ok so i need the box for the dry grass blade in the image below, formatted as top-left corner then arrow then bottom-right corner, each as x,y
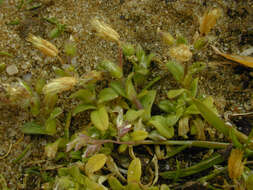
211,45 -> 253,68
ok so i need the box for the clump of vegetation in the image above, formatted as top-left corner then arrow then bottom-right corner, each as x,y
1,7 -> 253,190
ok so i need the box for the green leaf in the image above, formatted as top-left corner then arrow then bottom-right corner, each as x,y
49,107 -> 63,119
45,119 -> 57,135
130,130 -> 148,141
193,99 -> 248,143
91,106 -> 109,131
35,78 -> 46,94
140,90 -> 156,120
126,183 -> 141,190
149,116 -> 174,139
167,89 -> 185,99
160,154 -> 224,179
108,176 -> 125,190
0,51 -> 13,57
189,78 -> 198,97
99,60 -> 123,79
127,158 -> 142,183
160,184 -> 170,190
44,93 -> 58,114
21,122 -> 47,135
0,63 -> 6,73
64,41 -> 77,57
85,177 -> 104,190
158,100 -> 176,113
122,43 -> 135,57
72,104 -> 96,116
193,37 -> 207,50
85,154 -> 107,175
98,88 -> 119,103
176,35 -> 188,45
18,79 -> 33,96
125,109 -> 145,122
188,62 -> 206,75
184,104 -> 199,115
110,80 -> 127,98
70,89 -> 95,103
126,73 -> 137,101
30,95 -> 40,117
166,61 -> 184,82
45,138 -> 62,159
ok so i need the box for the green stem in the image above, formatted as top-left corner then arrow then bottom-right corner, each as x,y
143,76 -> 161,91
12,143 -> 32,163
197,166 -> 227,183
137,140 -> 229,149
160,153 -> 224,179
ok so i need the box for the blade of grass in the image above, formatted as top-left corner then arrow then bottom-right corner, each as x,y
193,98 -> 249,144
160,153 -> 224,179
12,143 -> 32,163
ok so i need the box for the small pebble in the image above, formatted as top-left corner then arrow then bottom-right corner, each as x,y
6,64 -> 18,75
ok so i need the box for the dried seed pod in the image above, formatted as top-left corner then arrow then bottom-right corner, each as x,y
212,46 -> 253,68
169,44 -> 192,62
91,19 -> 120,44
26,33 -> 63,64
199,8 -> 222,36
42,77 -> 77,95
228,149 -> 245,180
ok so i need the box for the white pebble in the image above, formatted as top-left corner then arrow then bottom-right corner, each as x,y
6,64 -> 18,75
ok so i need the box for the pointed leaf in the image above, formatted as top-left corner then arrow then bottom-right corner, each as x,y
99,60 -> 123,79
149,116 -> 174,139
85,153 -> 107,175
49,107 -> 63,119
126,73 -> 137,101
125,109 -> 145,122
193,98 -> 248,143
140,90 -> 156,120
91,106 -> 109,131
166,61 -> 184,82
167,89 -> 185,99
158,100 -> 176,113
110,80 -> 127,98
21,122 -> 47,135
98,87 -> 119,103
127,158 -> 142,183
130,130 -> 148,141
70,89 -> 95,103
108,176 -> 126,190
72,104 -> 96,116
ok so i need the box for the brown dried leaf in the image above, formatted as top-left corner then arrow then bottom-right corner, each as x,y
212,46 -> 253,68
228,149 -> 245,180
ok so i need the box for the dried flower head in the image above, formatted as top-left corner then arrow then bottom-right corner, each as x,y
26,33 -> 63,64
26,33 -> 59,57
157,28 -> 175,46
199,8 -> 222,36
91,19 -> 120,44
169,44 -> 192,62
228,149 -> 245,180
42,77 -> 77,95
